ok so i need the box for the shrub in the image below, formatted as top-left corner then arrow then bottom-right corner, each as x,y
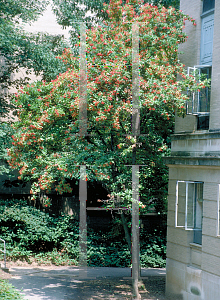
0,198 -> 166,268
0,198 -> 79,262
0,279 -> 24,300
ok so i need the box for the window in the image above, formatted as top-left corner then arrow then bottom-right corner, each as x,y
175,181 -> 203,245
201,0 -> 214,65
202,0 -> 215,13
201,13 -> 214,65
186,66 -> 211,117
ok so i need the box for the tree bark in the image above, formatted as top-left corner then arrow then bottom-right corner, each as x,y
132,138 -> 141,300
120,212 -> 131,254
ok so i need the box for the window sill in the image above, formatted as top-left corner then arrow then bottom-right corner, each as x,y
201,8 -> 215,18
190,243 -> 202,250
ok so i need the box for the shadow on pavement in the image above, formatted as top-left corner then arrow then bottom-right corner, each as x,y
8,267 -> 166,300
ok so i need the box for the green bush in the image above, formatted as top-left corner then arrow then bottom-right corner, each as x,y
0,198 -> 79,262
34,249 -> 78,266
0,199 -> 56,250
0,198 -> 166,268
140,227 -> 167,268
85,216 -> 166,268
0,279 -> 24,300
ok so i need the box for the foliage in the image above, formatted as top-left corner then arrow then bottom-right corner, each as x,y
0,198 -> 79,264
0,279 -> 24,300
0,0 -> 48,118
0,19 -> 68,116
0,0 -> 69,176
140,227 -> 166,268
151,0 -> 179,9
21,33 -> 69,82
0,198 -> 166,268
87,217 -> 166,267
8,0 -> 209,214
0,123 -> 13,175
51,0 -> 180,58
52,0 -> 180,44
0,0 -> 69,116
0,0 -> 49,23
0,198 -> 77,254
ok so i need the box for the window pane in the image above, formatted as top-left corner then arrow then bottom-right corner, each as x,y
197,115 -> 209,130
199,67 -> 211,113
187,183 -> 195,229
187,67 -> 211,115
176,181 -> 186,227
201,13 -> 214,65
193,229 -> 202,244
195,183 -> 203,229
193,183 -> 203,245
186,67 -> 200,114
203,0 -> 215,13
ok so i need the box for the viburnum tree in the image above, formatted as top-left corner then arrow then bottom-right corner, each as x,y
8,0 -> 207,210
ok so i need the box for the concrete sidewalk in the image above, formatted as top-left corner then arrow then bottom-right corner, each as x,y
8,266 -> 166,300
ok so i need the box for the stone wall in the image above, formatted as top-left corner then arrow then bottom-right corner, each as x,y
166,164 -> 220,299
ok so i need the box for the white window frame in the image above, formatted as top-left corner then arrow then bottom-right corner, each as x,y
186,65 -> 211,115
175,180 -> 203,231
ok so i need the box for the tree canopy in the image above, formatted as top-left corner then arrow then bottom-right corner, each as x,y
52,0 -> 180,48
0,7 -> 68,117
52,0 -> 180,30
0,0 -> 70,174
0,0 -> 47,116
7,0 -> 207,210
0,0 -> 49,22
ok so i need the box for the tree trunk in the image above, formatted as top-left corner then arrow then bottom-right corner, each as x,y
131,137 -> 141,299
120,212 -> 131,254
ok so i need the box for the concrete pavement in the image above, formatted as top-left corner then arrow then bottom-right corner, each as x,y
8,266 -> 166,300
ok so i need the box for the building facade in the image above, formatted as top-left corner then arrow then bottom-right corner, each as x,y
165,0 -> 220,299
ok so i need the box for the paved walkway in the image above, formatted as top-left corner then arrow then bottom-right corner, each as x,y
8,266 -> 166,300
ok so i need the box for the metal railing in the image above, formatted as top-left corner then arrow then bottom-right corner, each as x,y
0,238 -> 6,269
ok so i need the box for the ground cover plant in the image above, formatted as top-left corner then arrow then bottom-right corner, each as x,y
0,198 -> 166,268
0,279 -> 24,300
